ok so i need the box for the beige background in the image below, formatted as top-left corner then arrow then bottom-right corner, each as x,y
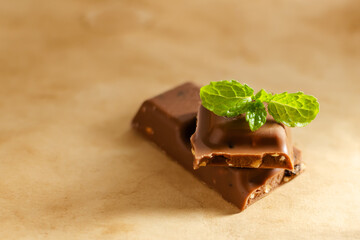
1,0 -> 360,239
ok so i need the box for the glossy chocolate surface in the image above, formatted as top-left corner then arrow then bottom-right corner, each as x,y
191,105 -> 294,170
132,82 -> 303,211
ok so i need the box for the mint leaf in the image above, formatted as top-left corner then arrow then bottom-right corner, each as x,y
268,92 -> 319,127
255,89 -> 273,102
245,100 -> 267,131
200,80 -> 254,117
200,80 -> 319,131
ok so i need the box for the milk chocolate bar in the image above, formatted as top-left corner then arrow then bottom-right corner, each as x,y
191,105 -> 294,170
132,82 -> 304,211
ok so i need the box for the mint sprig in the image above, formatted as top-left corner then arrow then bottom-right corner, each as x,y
200,80 -> 319,131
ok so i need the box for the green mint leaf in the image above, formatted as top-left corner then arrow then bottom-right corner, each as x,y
268,92 -> 319,127
200,80 -> 254,117
245,100 -> 267,131
200,80 -> 320,131
255,89 -> 273,102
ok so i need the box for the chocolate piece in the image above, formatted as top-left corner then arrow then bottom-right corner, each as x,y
190,105 -> 294,170
132,83 -> 303,211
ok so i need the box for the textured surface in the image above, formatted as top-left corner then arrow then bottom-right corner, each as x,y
0,0 -> 360,239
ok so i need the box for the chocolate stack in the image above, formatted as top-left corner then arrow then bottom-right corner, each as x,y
132,82 -> 304,211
